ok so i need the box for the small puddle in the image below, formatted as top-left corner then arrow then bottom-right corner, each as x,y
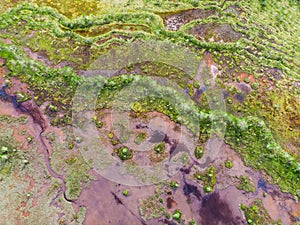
183,181 -> 202,200
149,130 -> 166,143
200,192 -> 241,225
258,178 -> 267,192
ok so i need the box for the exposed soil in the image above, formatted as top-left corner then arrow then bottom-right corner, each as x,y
75,174 -> 148,225
0,3 -> 299,223
159,9 -> 215,31
188,23 -> 243,42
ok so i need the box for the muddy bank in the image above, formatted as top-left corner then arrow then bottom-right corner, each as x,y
0,82 -> 75,205
159,8 -> 215,31
187,23 -> 243,42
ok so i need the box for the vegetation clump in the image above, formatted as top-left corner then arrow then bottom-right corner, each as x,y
241,199 -> 283,225
194,145 -> 204,159
93,116 -> 103,128
0,145 -> 14,169
195,166 -> 217,193
117,147 -> 133,160
64,155 -> 91,200
139,192 -> 165,221
0,135 -> 21,177
173,210 -> 182,222
108,132 -> 114,139
235,175 -> 256,193
170,180 -> 179,189
225,160 -> 233,169
123,189 -> 129,196
134,132 -> 147,145
154,142 -> 165,154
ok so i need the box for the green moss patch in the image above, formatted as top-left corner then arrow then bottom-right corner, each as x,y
241,199 -> 283,225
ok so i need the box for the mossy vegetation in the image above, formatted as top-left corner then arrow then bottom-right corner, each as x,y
65,155 -> 91,200
194,145 -> 204,159
241,90 -> 300,161
139,185 -> 166,221
116,146 -> 133,160
48,131 -> 93,200
154,142 -> 165,154
0,125 -> 84,224
225,115 -> 300,197
0,141 -> 17,176
1,36 -> 299,196
0,0 -> 299,201
173,210 -> 182,222
235,175 -> 256,193
225,160 -> 233,169
134,132 -> 147,145
122,189 -> 129,196
170,180 -> 180,189
195,166 -> 217,193
0,115 -> 28,125
241,199 -> 283,225
0,116 -> 31,179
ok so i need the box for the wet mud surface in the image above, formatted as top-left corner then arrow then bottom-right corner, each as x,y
199,192 -> 243,225
0,1 -> 299,223
2,55 -> 299,224
74,174 -> 147,225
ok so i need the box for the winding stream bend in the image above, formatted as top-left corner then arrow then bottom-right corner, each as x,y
0,83 -> 74,203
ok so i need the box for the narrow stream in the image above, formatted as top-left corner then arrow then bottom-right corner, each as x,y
0,84 -> 74,203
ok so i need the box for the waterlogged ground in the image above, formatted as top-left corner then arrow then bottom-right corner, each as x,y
0,1 -> 299,225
